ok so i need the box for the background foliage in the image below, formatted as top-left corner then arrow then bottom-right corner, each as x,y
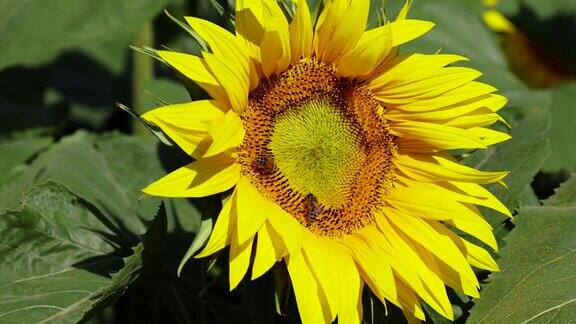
0,0 -> 575,323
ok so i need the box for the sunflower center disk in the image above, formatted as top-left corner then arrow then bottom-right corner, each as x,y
239,58 -> 397,237
269,99 -> 365,208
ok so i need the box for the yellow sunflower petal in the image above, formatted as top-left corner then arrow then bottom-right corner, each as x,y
203,52 -> 248,114
345,227 -> 398,304
196,191 -> 237,258
229,231 -> 254,290
386,186 -> 485,223
337,23 -> 393,77
235,176 -> 272,245
334,244 -> 364,324
396,139 -> 440,153
184,16 -> 249,75
300,237 -> 364,323
143,154 -> 240,198
287,250 -> 330,324
376,67 -> 483,102
386,212 -> 479,290
375,213 -> 454,319
203,110 -> 245,157
260,30 -> 287,77
235,0 -> 291,77
141,100 -> 225,129
455,111 -> 504,127
391,175 -> 505,223
338,283 -> 363,324
266,207 -> 305,256
235,0 -> 264,78
261,221 -> 289,259
157,51 -> 228,104
395,82 -> 499,112
469,127 -> 512,146
141,100 -> 227,158
152,124 -> 210,159
390,121 -> 487,149
411,242 -> 480,298
251,222 -> 279,280
290,0 -> 313,63
400,179 -> 511,218
369,54 -> 468,90
448,181 -> 511,217
449,218 -> 498,251
462,241 -> 499,272
390,19 -> 434,47
486,94 -> 509,112
314,0 -> 370,64
396,278 -> 426,322
395,153 -> 508,184
302,238 -> 339,321
434,222 -> 499,271
387,95 -> 506,121
396,0 -> 413,20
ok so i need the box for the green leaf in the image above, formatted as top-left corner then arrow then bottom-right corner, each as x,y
516,186 -> 541,207
85,203 -> 168,321
0,130 -> 205,270
0,131 -> 211,321
0,136 -> 52,185
542,83 -> 576,171
0,0 -> 165,71
177,197 -> 221,276
463,105 -> 550,233
0,181 -> 166,323
0,130 -> 203,242
543,174 -> 576,207
498,0 -> 576,18
467,179 -> 576,323
0,131 -> 163,236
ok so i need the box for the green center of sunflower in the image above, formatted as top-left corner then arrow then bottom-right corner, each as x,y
269,98 -> 365,208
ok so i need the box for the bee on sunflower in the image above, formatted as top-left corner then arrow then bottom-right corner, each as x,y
142,0 -> 511,322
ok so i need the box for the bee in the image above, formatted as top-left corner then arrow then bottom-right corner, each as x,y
304,194 -> 320,221
253,152 -> 275,175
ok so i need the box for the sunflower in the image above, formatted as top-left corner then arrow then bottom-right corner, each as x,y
142,0 -> 511,322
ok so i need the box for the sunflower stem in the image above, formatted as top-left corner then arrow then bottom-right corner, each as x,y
131,22 -> 154,138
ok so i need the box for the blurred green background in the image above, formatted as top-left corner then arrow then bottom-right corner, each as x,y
1,0 -> 575,323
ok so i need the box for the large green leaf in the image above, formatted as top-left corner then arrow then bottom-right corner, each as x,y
0,0 -> 164,72
467,176 -> 576,323
543,174 -> 576,207
0,136 -> 52,185
0,130 -> 213,321
0,181 -> 166,323
0,131 -> 161,235
542,83 -> 576,171
0,130 -> 203,263
1,130 -> 204,251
